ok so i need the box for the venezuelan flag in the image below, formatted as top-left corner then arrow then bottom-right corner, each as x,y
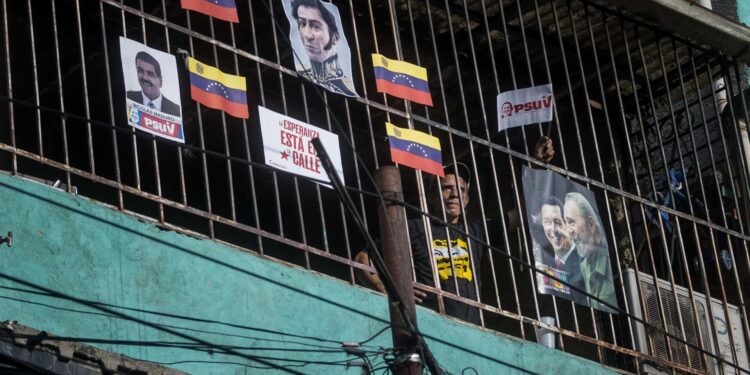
386,122 -> 443,176
372,54 -> 433,107
188,57 -> 249,119
181,0 -> 239,23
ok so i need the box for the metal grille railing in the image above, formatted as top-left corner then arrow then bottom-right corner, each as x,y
2,0 -> 750,373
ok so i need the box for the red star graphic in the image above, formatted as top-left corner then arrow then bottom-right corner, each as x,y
280,150 -> 290,160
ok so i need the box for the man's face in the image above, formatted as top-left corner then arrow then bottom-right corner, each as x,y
435,174 -> 469,224
540,204 -> 570,253
136,58 -> 162,101
564,200 -> 593,256
501,102 -> 512,118
297,5 -> 336,63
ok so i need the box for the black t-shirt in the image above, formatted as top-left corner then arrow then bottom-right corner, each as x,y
407,217 -> 500,324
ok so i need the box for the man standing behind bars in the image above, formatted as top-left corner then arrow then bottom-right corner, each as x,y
356,163 -> 492,324
355,138 -> 555,324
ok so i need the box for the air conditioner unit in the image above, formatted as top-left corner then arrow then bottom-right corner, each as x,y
624,269 -> 749,374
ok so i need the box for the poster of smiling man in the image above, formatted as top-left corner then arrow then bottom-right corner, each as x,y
119,37 -> 185,143
522,166 -> 619,313
281,0 -> 359,97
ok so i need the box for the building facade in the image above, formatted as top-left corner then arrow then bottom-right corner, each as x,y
1,0 -> 749,373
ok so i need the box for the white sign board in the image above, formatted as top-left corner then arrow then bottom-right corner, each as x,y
258,105 -> 344,187
497,83 -> 554,131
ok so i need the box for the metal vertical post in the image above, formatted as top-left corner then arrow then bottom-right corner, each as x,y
376,166 -> 421,375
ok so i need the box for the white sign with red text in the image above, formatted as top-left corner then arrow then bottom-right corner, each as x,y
258,105 -> 344,187
497,83 -> 554,131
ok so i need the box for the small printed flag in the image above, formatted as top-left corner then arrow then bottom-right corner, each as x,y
386,122 -> 443,176
372,54 -> 433,107
180,0 -> 239,23
188,57 -> 249,119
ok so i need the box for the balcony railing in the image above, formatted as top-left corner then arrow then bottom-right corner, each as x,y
1,0 -> 749,373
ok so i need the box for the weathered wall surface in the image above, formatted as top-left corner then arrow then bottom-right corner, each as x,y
715,0 -> 750,86
0,172 -> 614,374
739,0 -> 750,27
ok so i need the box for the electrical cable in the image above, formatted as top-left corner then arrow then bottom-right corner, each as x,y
333,180 -> 749,372
0,331 -> 386,355
0,90 -> 431,370
0,272 -> 311,375
0,284 -> 344,349
0,90 -> 737,371
1,3 -> 741,371
0,92 -> 739,372
312,137 -> 443,374
256,0 -> 446,373
357,324 -> 392,346
0,330 -> 389,372
14,2 -> 450,374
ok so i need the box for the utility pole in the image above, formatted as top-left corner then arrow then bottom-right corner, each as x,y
376,166 -> 422,375
312,139 -> 441,374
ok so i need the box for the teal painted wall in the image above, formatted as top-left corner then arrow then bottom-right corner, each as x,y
0,172 -> 614,374
740,1 -> 750,85
739,1 -> 750,27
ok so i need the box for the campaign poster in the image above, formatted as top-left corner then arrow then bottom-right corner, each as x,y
258,105 -> 344,187
497,83 -> 554,131
522,166 -> 619,313
119,37 -> 184,143
280,0 -> 359,97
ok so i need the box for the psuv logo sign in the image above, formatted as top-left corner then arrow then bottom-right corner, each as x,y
497,83 -> 555,131
500,96 -> 553,118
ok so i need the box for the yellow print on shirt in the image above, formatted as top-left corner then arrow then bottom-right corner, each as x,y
432,238 -> 473,281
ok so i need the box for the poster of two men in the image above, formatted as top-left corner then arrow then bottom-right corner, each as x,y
522,167 -> 619,313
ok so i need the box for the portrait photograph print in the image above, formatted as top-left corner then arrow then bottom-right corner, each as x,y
522,166 -> 619,313
281,0 -> 359,97
119,37 -> 185,143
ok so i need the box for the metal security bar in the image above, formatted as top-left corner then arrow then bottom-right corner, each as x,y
1,0 -> 749,373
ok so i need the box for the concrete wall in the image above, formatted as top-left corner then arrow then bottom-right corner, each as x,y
728,0 -> 750,85
0,172 -> 614,374
739,0 -> 750,27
